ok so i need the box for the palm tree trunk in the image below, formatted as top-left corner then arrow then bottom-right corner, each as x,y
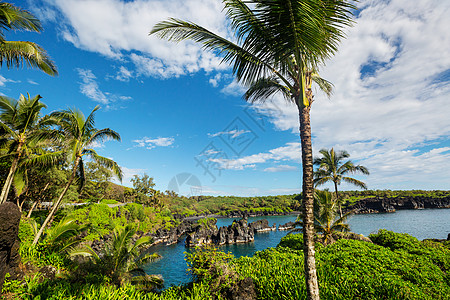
32,158 -> 80,245
27,182 -> 50,218
298,104 -> 320,300
0,156 -> 20,204
334,181 -> 343,218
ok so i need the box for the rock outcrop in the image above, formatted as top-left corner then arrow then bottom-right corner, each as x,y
185,218 -> 280,247
279,221 -> 296,231
185,218 -> 218,247
345,195 -> 450,214
214,219 -> 254,245
151,219 -> 193,246
0,202 -> 23,291
248,219 -> 276,232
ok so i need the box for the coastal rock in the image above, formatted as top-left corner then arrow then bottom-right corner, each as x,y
214,219 -> 254,245
185,218 -> 259,247
345,195 -> 450,214
279,221 -> 296,231
0,202 -> 23,291
151,219 -> 194,246
186,218 -> 218,247
248,219 -> 276,233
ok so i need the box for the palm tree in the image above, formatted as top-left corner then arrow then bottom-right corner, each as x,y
32,106 -> 123,245
70,224 -> 163,289
0,2 -> 57,75
0,94 -> 61,204
151,1 -> 356,297
314,148 -> 369,217
294,190 -> 355,245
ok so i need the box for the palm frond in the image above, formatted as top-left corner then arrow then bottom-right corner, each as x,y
69,244 -> 100,261
86,149 -> 123,182
0,3 -> 42,32
21,151 -> 64,170
342,176 -> 368,190
12,168 -> 26,196
245,76 -> 292,103
82,105 -> 100,135
311,73 -> 333,98
0,41 -> 57,75
88,128 -> 121,145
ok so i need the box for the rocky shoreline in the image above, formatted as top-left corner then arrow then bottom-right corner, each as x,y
344,195 -> 450,214
91,195 -> 450,251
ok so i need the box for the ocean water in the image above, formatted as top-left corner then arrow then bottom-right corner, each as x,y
144,208 -> 450,288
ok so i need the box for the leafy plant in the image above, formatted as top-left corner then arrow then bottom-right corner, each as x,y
70,224 -> 163,290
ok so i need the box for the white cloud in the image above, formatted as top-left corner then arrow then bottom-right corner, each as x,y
133,136 -> 175,149
208,129 -> 250,139
209,73 -> 222,87
210,142 -> 300,170
0,75 -> 19,87
240,0 -> 450,190
77,68 -> 109,104
221,79 -> 246,96
36,0 -> 230,78
77,68 -> 132,107
115,66 -> 133,82
112,166 -> 146,187
27,79 -> 39,85
264,165 -> 297,173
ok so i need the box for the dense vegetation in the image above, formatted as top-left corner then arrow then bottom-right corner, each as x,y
1,2 -> 449,300
4,230 -> 449,299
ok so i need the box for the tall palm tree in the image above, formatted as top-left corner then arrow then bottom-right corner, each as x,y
0,2 -> 57,75
151,1 -> 355,298
32,106 -> 123,245
0,94 -> 61,204
314,148 -> 369,217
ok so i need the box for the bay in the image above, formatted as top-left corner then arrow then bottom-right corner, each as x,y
144,208 -> 450,288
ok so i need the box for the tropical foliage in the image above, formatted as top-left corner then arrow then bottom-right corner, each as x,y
70,224 -> 163,289
151,1 -> 356,297
32,106 -> 123,245
314,148 -> 369,216
0,2 -> 57,75
0,94 -> 61,205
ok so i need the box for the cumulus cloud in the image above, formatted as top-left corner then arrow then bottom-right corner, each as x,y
210,142 -> 300,170
34,0 -> 230,78
133,136 -> 175,149
240,0 -> 450,189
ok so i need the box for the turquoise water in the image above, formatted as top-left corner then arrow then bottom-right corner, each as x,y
144,208 -> 450,288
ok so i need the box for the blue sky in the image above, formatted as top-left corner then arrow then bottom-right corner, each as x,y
2,0 -> 449,196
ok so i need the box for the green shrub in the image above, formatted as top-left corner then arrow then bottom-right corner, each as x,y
186,246 -> 237,295
100,199 -> 119,205
277,233 -> 303,250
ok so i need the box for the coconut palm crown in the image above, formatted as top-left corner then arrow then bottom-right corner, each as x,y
32,106 -> 123,245
0,94 -> 61,204
151,1 -> 356,298
314,148 -> 369,216
0,2 -> 57,75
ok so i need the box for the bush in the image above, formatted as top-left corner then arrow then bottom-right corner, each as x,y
277,233 -> 303,250
186,246 -> 237,295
